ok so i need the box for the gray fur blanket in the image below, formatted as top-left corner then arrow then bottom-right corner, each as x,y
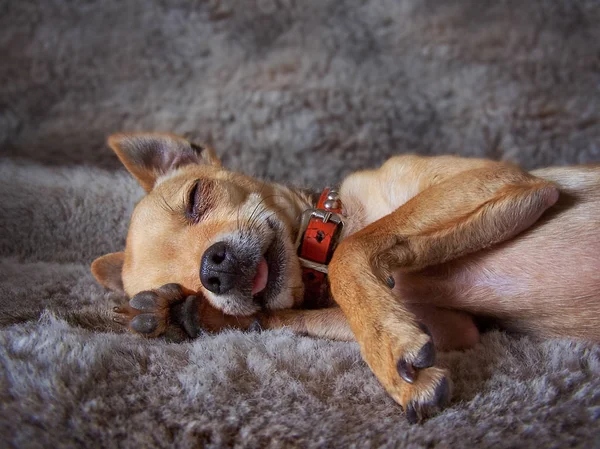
1,1 -> 599,447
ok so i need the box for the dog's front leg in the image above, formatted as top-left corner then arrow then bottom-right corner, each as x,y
113,285 -> 355,340
329,165 -> 559,422
257,308 -> 355,341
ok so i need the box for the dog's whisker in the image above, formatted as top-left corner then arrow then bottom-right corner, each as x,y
241,200 -> 298,235
245,182 -> 271,226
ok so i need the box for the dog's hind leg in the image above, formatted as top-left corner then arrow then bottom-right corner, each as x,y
329,163 -> 559,422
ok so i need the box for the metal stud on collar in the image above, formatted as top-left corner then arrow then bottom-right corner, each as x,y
324,188 -> 341,210
323,199 -> 339,210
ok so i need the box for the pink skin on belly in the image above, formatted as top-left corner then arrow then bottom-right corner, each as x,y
393,224 -> 600,341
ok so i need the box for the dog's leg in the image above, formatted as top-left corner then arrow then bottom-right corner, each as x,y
258,308 -> 355,341
112,285 -> 481,349
258,307 -> 479,349
112,282 -> 354,340
113,285 -> 355,340
329,165 -> 559,422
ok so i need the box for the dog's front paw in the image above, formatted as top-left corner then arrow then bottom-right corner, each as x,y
113,283 -> 203,338
360,319 -> 451,423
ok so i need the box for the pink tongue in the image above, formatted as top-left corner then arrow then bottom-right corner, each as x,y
252,258 -> 269,295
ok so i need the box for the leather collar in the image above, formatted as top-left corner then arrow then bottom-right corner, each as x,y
295,187 -> 344,306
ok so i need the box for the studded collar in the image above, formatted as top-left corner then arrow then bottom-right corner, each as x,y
295,187 -> 344,305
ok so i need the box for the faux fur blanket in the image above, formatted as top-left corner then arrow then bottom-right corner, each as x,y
1,1 -> 599,447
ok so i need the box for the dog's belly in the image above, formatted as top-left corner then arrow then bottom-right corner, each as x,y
394,212 -> 600,339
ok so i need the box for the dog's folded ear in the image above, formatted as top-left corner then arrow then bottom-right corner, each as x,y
108,132 -> 221,192
91,252 -> 125,292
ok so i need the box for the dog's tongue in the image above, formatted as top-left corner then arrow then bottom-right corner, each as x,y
252,257 -> 269,295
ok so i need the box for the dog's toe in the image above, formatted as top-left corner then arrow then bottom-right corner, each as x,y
413,340 -> 436,369
405,403 -> 418,424
129,291 -> 159,312
130,313 -> 160,334
396,336 -> 436,383
429,376 -> 450,408
170,296 -> 203,338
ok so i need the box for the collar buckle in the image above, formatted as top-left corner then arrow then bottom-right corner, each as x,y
295,203 -> 344,274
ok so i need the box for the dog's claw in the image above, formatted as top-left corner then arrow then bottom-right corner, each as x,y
418,322 -> 432,337
397,358 -> 416,384
112,315 -> 128,325
413,341 -> 435,369
386,276 -> 395,289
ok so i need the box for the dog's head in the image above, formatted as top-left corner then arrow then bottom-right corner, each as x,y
92,133 -> 308,315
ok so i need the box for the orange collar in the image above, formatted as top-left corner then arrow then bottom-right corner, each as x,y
295,188 -> 345,306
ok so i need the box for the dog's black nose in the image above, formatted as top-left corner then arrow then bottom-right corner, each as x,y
200,241 -> 239,295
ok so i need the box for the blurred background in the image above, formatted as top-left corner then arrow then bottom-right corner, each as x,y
1,0 -> 599,187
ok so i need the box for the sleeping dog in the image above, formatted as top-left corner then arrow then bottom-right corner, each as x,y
92,132 -> 600,423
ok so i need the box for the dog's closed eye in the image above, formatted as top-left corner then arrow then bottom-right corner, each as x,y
186,179 -> 214,223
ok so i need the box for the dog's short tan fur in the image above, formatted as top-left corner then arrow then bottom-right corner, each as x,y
92,133 -> 600,422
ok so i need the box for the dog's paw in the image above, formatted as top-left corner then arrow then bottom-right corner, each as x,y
113,283 -> 203,338
360,319 -> 451,423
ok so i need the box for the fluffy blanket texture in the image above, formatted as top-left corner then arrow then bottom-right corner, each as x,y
1,1 -> 600,447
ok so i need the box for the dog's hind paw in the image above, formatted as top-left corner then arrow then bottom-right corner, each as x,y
113,283 -> 202,339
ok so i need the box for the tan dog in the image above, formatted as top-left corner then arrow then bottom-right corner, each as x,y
92,132 -> 600,423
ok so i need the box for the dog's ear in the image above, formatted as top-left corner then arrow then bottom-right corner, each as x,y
108,133 -> 221,192
91,252 -> 125,292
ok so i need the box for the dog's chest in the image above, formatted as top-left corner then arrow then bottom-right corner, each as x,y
338,162 -> 427,236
